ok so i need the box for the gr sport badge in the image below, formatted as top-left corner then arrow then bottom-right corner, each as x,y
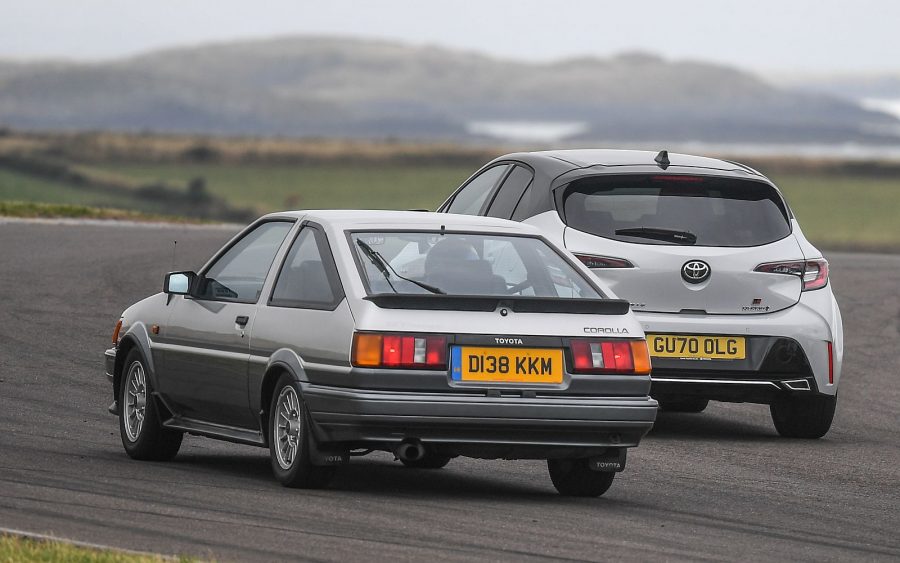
682,260 -> 711,284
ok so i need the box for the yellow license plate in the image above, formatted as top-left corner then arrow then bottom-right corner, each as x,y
451,346 -> 564,383
647,334 -> 746,360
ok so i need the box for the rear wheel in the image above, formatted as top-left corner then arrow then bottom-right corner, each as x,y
770,394 -> 837,439
269,374 -> 335,488
119,349 -> 183,461
401,452 -> 452,469
658,397 -> 709,413
547,459 -> 616,497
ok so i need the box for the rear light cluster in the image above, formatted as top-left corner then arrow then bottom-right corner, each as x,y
352,333 -> 448,369
754,259 -> 829,291
570,339 -> 651,375
573,253 -> 634,269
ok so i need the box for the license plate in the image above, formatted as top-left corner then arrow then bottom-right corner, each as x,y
451,346 -> 564,383
647,334 -> 746,360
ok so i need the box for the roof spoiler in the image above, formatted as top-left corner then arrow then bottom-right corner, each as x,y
363,295 -> 630,315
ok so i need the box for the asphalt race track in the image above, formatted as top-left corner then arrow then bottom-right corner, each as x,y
1,220 -> 898,562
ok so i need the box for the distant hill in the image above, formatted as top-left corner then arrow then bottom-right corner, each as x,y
0,36 -> 897,143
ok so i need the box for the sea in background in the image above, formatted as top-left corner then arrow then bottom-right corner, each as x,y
467,119 -> 900,160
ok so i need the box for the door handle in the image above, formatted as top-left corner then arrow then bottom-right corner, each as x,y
235,315 -> 249,327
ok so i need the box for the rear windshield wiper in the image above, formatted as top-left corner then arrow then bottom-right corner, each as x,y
614,227 -> 697,245
356,239 -> 445,295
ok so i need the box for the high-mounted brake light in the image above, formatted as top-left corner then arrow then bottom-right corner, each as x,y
352,333 -> 448,369
570,339 -> 651,375
651,175 -> 704,182
112,319 -> 123,344
573,253 -> 634,269
754,259 -> 829,291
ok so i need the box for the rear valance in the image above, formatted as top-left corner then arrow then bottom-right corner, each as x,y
364,294 -> 630,315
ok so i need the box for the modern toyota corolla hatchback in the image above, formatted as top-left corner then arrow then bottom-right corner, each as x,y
438,150 -> 844,438
104,210 -> 657,496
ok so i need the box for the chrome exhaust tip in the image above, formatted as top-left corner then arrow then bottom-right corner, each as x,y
783,379 -> 811,391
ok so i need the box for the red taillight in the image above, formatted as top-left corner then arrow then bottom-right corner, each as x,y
570,339 -> 650,375
754,259 -> 829,291
573,253 -> 634,269
352,333 -> 447,369
827,341 -> 834,385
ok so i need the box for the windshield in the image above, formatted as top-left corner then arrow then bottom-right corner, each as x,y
562,175 -> 792,247
349,231 -> 601,298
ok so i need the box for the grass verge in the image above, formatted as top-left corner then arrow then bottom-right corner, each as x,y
0,201 -> 206,223
0,533 -> 196,562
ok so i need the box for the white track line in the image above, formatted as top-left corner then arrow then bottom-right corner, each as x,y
0,526 -> 179,560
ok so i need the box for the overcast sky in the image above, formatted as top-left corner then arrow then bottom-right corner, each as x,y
2,0 -> 897,75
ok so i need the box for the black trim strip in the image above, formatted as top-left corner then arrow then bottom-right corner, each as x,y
364,294 -> 630,314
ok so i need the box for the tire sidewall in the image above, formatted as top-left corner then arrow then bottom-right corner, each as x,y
119,349 -> 151,454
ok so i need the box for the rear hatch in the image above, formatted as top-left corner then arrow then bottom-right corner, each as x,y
560,173 -> 804,315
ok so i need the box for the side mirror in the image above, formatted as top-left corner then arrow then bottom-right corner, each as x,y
164,271 -> 197,295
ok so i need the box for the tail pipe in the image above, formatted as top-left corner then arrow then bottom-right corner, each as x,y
394,439 -> 426,462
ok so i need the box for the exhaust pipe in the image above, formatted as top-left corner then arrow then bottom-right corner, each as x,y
783,379 -> 811,391
394,439 -> 426,462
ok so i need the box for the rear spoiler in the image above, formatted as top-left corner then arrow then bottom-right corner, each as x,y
363,294 -> 630,315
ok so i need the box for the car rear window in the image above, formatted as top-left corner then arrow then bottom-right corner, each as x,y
561,175 -> 792,247
349,231 -> 601,298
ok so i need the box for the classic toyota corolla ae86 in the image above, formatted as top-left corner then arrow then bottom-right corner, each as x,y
105,210 -> 657,496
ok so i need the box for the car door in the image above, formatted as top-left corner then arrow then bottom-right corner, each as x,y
484,165 -> 534,219
440,164 -> 510,215
157,220 -> 295,428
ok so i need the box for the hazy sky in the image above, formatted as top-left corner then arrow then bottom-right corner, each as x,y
2,0 -> 898,75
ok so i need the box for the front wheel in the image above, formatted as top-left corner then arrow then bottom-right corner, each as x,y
269,374 -> 335,488
547,459 -> 616,497
770,394 -> 837,439
119,349 -> 183,461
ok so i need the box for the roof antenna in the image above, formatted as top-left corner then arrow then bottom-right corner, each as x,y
654,150 -> 670,170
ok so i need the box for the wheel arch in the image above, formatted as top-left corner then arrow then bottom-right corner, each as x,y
258,349 -> 310,444
114,323 -> 157,402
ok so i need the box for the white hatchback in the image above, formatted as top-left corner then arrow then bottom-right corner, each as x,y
439,149 -> 844,438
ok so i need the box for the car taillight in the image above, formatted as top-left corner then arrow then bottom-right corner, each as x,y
570,339 -> 651,375
351,333 -> 448,369
754,259 -> 829,291
573,253 -> 634,269
827,341 -> 834,385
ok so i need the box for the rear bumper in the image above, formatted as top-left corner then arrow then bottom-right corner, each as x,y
636,288 -> 842,397
302,383 -> 658,456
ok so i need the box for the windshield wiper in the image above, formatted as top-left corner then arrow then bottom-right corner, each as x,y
356,239 -> 445,295
614,227 -> 697,245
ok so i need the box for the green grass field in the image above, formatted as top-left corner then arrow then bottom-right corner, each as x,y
1,160 -> 898,251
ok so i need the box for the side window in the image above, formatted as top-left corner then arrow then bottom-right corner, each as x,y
197,221 -> 293,303
445,165 -> 509,215
270,227 -> 343,309
486,165 -> 534,219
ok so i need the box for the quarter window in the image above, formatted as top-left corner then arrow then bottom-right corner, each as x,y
196,221 -> 293,302
445,165 -> 509,215
270,227 -> 343,309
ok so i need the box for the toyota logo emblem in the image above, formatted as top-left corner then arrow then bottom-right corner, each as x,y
682,260 -> 711,284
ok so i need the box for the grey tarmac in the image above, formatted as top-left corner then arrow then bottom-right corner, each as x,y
0,221 -> 897,561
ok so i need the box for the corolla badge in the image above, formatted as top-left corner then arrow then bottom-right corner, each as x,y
681,260 -> 711,284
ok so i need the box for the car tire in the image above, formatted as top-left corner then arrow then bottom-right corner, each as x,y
658,397 -> 709,413
269,373 -> 336,489
119,349 -> 183,461
400,453 -> 452,469
547,458 -> 616,497
770,394 -> 837,439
